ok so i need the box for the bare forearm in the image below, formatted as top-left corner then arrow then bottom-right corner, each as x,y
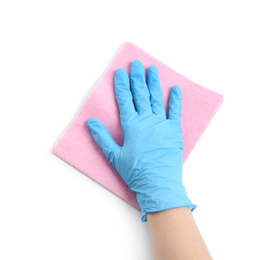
147,207 -> 212,260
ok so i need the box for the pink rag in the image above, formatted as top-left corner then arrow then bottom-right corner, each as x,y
52,42 -> 224,209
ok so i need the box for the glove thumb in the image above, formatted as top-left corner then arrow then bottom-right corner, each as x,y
87,118 -> 121,164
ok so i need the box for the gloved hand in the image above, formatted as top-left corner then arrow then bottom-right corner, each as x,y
88,60 -> 196,222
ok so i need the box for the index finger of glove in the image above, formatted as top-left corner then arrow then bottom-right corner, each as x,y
114,68 -> 136,123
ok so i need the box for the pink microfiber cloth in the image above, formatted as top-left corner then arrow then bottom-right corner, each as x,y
52,42 -> 224,209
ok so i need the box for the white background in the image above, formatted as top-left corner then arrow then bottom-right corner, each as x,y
1,1 -> 271,259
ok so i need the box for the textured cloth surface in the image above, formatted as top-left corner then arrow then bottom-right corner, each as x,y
52,42 -> 224,209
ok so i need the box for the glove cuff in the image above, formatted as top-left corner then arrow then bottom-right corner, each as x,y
135,185 -> 197,222
140,201 -> 197,222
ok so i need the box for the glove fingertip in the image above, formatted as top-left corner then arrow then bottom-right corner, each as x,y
172,85 -> 182,97
87,118 -> 99,133
87,117 -> 95,125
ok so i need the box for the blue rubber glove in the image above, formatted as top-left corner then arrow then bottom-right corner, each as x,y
88,60 -> 196,222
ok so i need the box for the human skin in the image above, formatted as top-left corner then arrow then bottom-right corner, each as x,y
147,207 -> 212,260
